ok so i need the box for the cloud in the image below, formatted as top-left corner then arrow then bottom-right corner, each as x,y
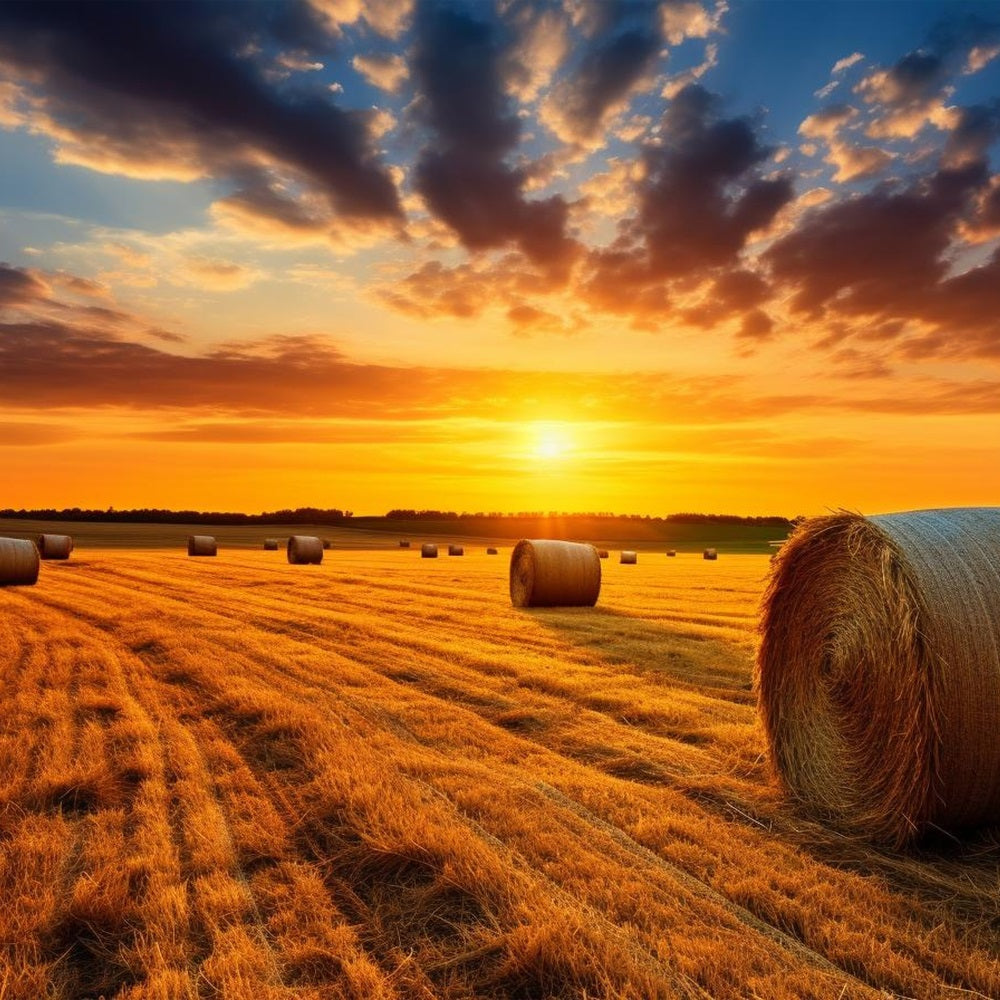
411,2 -> 576,270
501,2 -> 570,102
179,257 -> 262,291
352,52 -> 408,93
661,42 -> 719,99
660,1 -> 727,46
826,139 -> 892,183
798,104 -> 856,140
0,421 -> 80,446
0,1 -> 402,235
832,52 -> 865,75
306,0 -> 414,38
0,264 -> 50,306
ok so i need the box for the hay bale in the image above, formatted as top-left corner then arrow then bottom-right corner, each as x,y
287,535 -> 323,565
421,543 -> 438,558
0,538 -> 39,586
757,508 -> 1000,846
703,548 -> 718,560
448,545 -> 464,556
620,550 -> 637,564
597,549 -> 609,559
399,540 -> 411,548
509,539 -> 601,608
322,538 -> 332,550
667,549 -> 676,557
187,535 -> 217,557
263,538 -> 279,550
486,547 -> 498,555
38,534 -> 73,560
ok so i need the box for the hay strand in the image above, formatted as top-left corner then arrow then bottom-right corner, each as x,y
187,535 -> 217,557
0,538 -> 39,586
421,543 -> 438,558
448,545 -> 464,556
37,534 -> 73,560
509,539 -> 601,608
703,548 -> 718,560
287,535 -> 323,564
263,538 -> 279,550
620,550 -> 637,564
757,507 -> 1000,846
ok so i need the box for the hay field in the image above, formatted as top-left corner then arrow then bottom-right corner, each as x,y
0,548 -> 998,999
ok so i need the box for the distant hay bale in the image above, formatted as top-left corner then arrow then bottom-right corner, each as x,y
287,535 -> 323,565
0,538 -> 39,586
421,543 -> 438,558
322,538 -> 332,550
37,534 -> 73,560
486,547 -> 498,555
399,540 -> 411,548
703,548 -> 718,560
187,535 -> 217,557
758,508 -> 1000,846
263,538 -> 279,550
448,545 -> 464,556
597,549 -> 609,559
620,550 -> 637,564
667,549 -> 676,557
509,539 -> 601,608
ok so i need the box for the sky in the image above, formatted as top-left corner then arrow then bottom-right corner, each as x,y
1,0 -> 1000,517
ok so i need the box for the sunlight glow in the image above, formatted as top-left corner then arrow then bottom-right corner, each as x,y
531,422 -> 574,461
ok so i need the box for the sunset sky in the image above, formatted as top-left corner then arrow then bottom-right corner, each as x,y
2,0 -> 1000,516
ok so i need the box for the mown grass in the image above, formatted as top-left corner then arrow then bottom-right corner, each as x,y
0,548 -> 997,999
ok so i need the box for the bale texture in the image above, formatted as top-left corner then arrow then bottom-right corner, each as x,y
510,540 -> 601,608
263,538 -> 279,550
421,543 -> 438,559
448,545 -> 464,556
597,549 -> 609,559
287,535 -> 323,565
667,549 -> 676,557
703,548 -> 718,560
0,538 -> 39,586
399,540 -> 411,548
37,534 -> 73,560
620,550 -> 637,564
758,508 -> 1000,846
187,535 -> 217,557
486,547 -> 498,555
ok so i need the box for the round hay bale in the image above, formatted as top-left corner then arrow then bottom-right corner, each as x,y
421,543 -> 438,559
509,539 -> 601,608
758,508 -> 1000,846
399,540 -> 411,548
263,538 -> 279,550
188,535 -> 217,557
321,538 -> 332,550
486,547 -> 498,555
287,535 -> 323,565
597,549 -> 609,559
667,549 -> 676,557
448,544 -> 464,556
0,538 -> 39,586
703,548 -> 718,560
620,550 -> 637,564
38,533 -> 73,560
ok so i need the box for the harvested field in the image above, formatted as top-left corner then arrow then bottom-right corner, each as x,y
0,548 -> 997,999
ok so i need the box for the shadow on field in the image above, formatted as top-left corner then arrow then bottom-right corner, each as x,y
516,604 -> 756,703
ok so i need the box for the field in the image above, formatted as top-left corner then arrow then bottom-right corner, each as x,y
1,541 -> 998,999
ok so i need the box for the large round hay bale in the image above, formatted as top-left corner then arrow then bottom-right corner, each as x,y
399,540 -> 410,548
486,547 -> 498,555
703,548 -> 718,560
448,545 -> 464,556
597,549 -> 609,559
188,535 -> 217,557
38,534 -> 73,560
287,535 -> 323,565
322,538 -> 332,550
263,538 -> 279,550
667,549 -> 676,557
758,508 -> 1000,846
421,543 -> 438,558
620,550 -> 637,564
0,538 -> 39,586
510,539 -> 601,608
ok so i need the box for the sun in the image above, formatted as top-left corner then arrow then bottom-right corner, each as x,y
531,422 -> 573,461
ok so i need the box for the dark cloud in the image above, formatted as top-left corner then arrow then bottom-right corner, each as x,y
411,2 -> 576,270
0,264 -> 49,307
0,1 -> 401,224
766,160 -> 988,318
